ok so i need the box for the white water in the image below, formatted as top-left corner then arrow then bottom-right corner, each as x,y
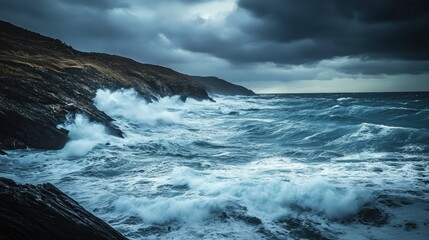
1,90 -> 429,239
58,114 -> 108,157
94,89 -> 182,125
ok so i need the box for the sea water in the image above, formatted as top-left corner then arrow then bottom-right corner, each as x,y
1,89 -> 428,239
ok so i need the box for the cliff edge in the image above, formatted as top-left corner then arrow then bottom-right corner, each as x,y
0,20 -> 209,150
193,76 -> 255,96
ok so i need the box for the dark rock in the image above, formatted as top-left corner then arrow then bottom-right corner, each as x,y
0,149 -> 6,155
357,207 -> 389,226
0,20 -> 211,151
0,177 -> 126,240
192,76 -> 256,96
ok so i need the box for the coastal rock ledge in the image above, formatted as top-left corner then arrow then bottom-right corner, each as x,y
0,20 -> 210,151
0,177 -> 126,240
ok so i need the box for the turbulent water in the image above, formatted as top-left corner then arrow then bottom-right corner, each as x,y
1,90 -> 429,239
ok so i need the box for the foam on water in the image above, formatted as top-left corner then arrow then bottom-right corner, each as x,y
94,88 -> 182,125
1,90 -> 429,239
114,195 -> 226,224
57,114 -> 108,157
337,97 -> 353,101
168,166 -> 370,218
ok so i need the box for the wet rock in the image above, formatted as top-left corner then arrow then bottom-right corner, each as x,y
0,177 -> 126,240
0,20 -> 213,151
193,76 -> 256,96
357,207 -> 389,226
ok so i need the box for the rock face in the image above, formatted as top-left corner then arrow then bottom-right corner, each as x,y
0,20 -> 210,151
193,76 -> 256,96
0,177 -> 126,240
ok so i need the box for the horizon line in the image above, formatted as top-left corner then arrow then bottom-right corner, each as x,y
253,90 -> 429,95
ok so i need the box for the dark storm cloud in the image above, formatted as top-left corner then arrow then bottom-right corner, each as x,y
227,0 -> 429,64
321,59 -> 429,76
66,0 -> 129,10
0,0 -> 134,39
0,0 -> 428,88
0,0 -> 179,66
0,0 -> 233,68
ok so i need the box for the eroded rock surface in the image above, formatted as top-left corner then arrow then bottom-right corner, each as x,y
0,177 -> 127,240
0,20 -> 209,150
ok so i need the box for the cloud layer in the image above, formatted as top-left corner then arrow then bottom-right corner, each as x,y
237,0 -> 429,63
1,0 -> 428,92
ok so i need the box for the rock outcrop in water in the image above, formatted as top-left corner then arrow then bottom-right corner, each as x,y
0,177 -> 126,240
193,76 -> 255,96
0,20 -> 213,151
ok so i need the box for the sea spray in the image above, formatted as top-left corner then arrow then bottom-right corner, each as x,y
57,114 -> 108,157
94,88 -> 182,125
3,92 -> 428,239
112,166 -> 371,225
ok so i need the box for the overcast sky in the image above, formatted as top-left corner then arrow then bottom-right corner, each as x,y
1,0 -> 429,93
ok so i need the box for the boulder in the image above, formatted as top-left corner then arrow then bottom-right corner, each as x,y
0,177 -> 127,240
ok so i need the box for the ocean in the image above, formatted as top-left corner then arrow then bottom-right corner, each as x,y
1,89 -> 428,239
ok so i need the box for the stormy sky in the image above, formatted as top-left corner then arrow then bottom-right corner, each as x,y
1,0 -> 428,93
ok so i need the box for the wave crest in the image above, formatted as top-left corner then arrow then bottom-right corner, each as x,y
57,114 -> 107,157
94,88 -> 182,126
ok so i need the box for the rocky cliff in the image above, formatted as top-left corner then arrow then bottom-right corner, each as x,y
0,20 -> 210,151
0,177 -> 126,240
193,76 -> 255,96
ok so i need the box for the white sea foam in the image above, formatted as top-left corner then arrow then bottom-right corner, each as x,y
94,88 -> 182,126
4,93 -> 428,239
350,123 -> 393,140
333,152 -> 390,161
337,97 -> 353,101
402,144 -> 425,153
336,122 -> 412,143
57,114 -> 108,157
114,195 -> 226,224
113,166 -> 371,225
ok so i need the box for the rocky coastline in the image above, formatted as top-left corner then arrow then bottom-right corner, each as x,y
193,76 -> 255,96
0,20 -> 210,151
0,177 -> 126,240
0,20 -> 257,239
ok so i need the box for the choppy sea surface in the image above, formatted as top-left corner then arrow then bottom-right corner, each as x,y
1,90 -> 429,239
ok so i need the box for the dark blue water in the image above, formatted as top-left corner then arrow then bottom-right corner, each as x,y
1,90 -> 429,239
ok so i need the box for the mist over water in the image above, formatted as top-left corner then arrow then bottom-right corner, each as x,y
94,89 -> 182,126
58,114 -> 108,157
1,90 -> 429,239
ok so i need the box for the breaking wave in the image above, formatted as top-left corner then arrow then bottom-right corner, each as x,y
2,91 -> 429,239
57,114 -> 108,157
115,166 -> 371,224
94,88 -> 182,126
